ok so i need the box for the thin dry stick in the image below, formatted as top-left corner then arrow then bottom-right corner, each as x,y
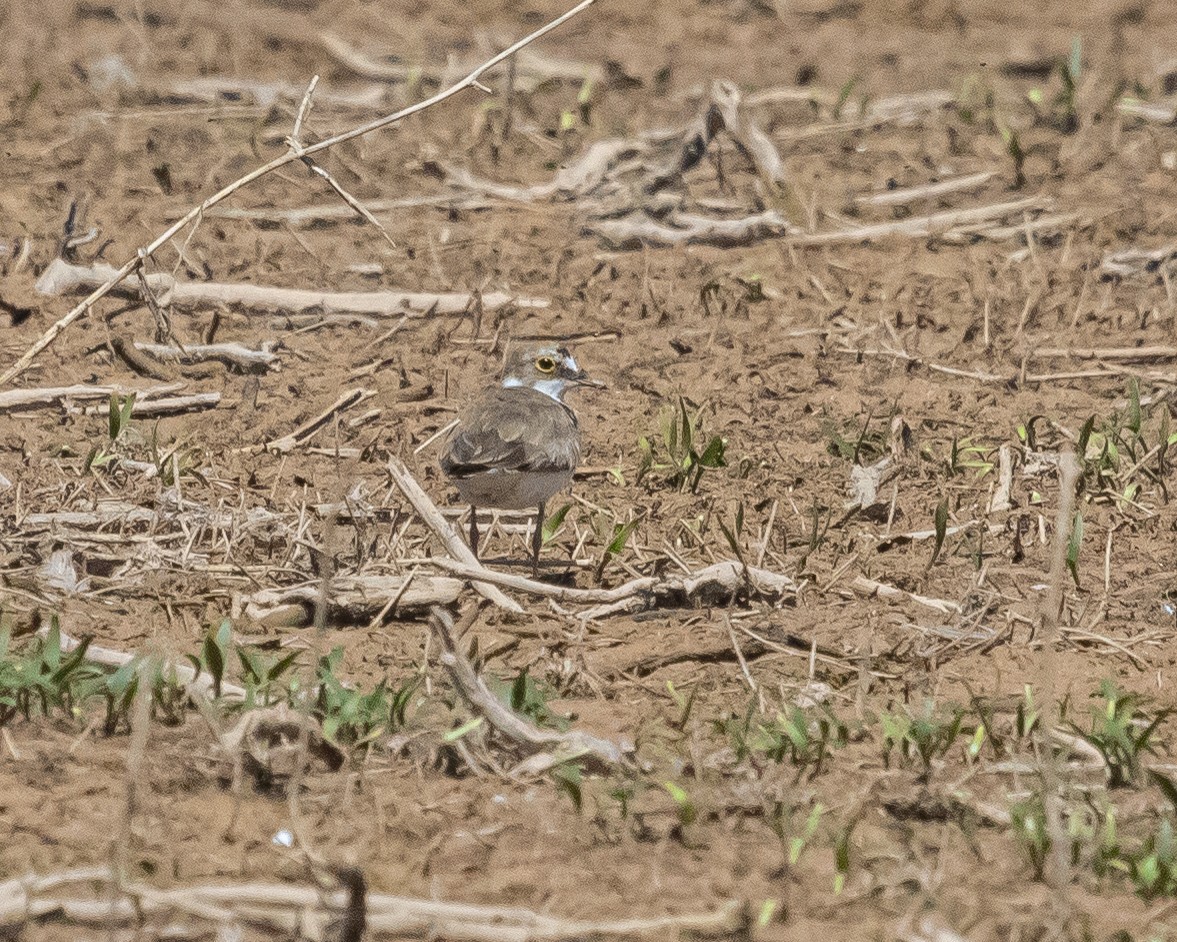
241,388 -> 376,454
0,382 -> 184,411
855,170 -> 996,207
286,74 -> 398,250
0,0 -> 597,386
419,556 -> 798,612
1033,345 -> 1177,362
431,606 -> 631,769
1039,451 -> 1081,905
114,655 -> 154,897
5,866 -> 746,940
37,257 -> 549,316
387,458 -> 523,613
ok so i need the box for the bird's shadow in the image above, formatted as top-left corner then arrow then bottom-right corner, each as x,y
480,557 -> 581,586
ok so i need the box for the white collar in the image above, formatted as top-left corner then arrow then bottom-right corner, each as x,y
502,377 -> 566,401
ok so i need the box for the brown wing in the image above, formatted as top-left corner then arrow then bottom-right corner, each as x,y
441,387 -> 580,478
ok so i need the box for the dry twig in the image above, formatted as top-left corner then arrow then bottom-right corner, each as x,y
1,865 -> 744,941
36,259 -> 548,318
431,606 -> 632,771
387,458 -> 524,613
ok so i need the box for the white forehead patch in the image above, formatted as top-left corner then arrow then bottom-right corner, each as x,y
563,354 -> 579,372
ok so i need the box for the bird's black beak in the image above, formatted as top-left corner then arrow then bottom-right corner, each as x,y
571,371 -> 605,389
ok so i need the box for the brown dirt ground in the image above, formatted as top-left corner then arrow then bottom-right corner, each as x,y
3,0 -> 1177,939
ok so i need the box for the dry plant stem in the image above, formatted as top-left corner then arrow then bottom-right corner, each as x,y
855,170 -> 995,207
244,388 -> 376,454
286,74 -> 399,250
0,381 -> 184,411
707,80 -> 787,191
2,866 -> 745,940
84,392 -> 221,417
37,259 -> 548,317
1032,345 -> 1177,362
240,574 -> 464,626
133,340 -> 280,372
847,574 -> 962,616
386,458 -> 523,613
422,556 -> 798,611
1038,451 -> 1081,901
205,192 -> 493,226
430,606 -> 631,770
794,196 -> 1047,245
0,0 -> 596,386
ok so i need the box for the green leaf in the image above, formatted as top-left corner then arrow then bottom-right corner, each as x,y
542,503 -> 572,545
929,497 -> 949,569
1066,510 -> 1083,586
1068,36 -> 1082,81
1150,770 -> 1177,812
606,517 -> 640,557
108,392 -> 121,441
663,781 -> 696,826
1127,378 -> 1142,436
1077,414 -> 1096,458
698,436 -> 727,469
444,716 -> 483,742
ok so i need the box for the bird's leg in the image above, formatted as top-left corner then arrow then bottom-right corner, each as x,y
469,506 -> 480,559
531,500 -> 546,577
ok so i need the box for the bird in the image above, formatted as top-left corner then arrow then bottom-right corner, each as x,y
440,343 -> 599,574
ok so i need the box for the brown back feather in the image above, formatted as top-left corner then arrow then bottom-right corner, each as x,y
441,386 -> 580,478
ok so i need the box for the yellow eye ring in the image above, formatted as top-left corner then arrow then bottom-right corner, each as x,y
536,356 -> 557,373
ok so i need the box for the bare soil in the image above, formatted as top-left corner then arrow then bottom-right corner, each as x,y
3,0 -> 1177,939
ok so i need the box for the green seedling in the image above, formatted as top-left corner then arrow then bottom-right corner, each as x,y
637,397 -> 726,493
1066,510 -> 1083,586
190,619 -> 233,700
956,73 -> 997,127
947,437 -> 995,477
928,497 -> 949,570
1015,685 -> 1042,740
592,515 -> 641,583
749,705 -> 849,781
794,502 -> 831,575
236,645 -> 303,709
551,761 -> 584,811
1011,793 -> 1051,879
663,780 -> 697,829
444,716 -> 483,743
880,701 -> 966,773
823,410 -> 888,465
998,124 -> 1026,189
0,620 -> 101,726
788,802 -> 825,866
1121,818 -> 1177,900
488,668 -> 567,731
718,503 -> 746,563
832,75 -> 861,120
666,680 -> 697,732
833,820 -> 855,895
576,76 -> 594,124
541,503 -> 572,547
1072,682 -> 1172,788
314,651 -> 422,748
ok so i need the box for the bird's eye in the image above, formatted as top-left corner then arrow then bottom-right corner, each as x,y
536,356 -> 557,373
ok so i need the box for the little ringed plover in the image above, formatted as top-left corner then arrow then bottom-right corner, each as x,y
440,343 -> 599,573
